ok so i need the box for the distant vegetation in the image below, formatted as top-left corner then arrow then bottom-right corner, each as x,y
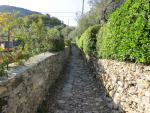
76,0 -> 150,64
73,0 -> 124,39
0,5 -> 40,16
0,6 -> 74,76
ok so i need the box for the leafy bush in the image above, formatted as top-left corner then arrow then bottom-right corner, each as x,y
47,28 -> 61,39
0,13 -> 65,76
76,36 -> 83,50
96,22 -> 114,59
61,26 -> 75,38
47,28 -> 65,51
97,0 -> 150,64
0,58 -> 9,76
65,39 -> 71,46
76,25 -> 101,56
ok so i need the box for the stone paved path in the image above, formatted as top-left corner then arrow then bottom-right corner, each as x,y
47,45 -> 111,113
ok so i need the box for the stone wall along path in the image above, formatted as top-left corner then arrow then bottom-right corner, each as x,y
46,45 -> 111,113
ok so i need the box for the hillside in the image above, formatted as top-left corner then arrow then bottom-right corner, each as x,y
0,5 -> 40,16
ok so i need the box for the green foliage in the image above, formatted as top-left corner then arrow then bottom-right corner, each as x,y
76,36 -> 83,50
76,25 -> 101,56
23,14 -> 63,28
61,26 -> 75,39
74,0 -> 123,41
76,13 -> 97,37
65,39 -> 72,46
37,98 -> 48,113
0,13 -> 65,76
0,57 -> 9,76
54,25 -> 66,31
89,0 -> 124,22
97,0 -> 150,64
47,28 -> 61,39
67,30 -> 76,42
47,28 -> 65,51
16,14 -> 65,54
0,5 -> 40,16
96,22 -> 113,59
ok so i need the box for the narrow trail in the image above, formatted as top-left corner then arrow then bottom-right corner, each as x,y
47,45 -> 111,113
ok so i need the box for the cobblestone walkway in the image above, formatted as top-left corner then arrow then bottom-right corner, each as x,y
47,45 -> 111,113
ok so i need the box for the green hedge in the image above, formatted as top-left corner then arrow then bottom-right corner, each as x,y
76,25 -> 101,56
76,36 -> 83,50
97,0 -> 150,64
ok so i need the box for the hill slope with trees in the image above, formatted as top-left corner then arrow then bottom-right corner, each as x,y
0,5 -> 40,16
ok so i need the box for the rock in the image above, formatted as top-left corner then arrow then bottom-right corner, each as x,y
145,105 -> 150,113
114,93 -> 121,104
142,96 -> 150,105
137,104 -> 145,113
113,103 -> 119,109
117,81 -> 123,87
143,66 -> 150,71
108,102 -> 119,109
137,79 -> 149,89
131,95 -> 139,103
100,106 -> 104,109
0,86 -> 7,96
109,90 -> 115,97
108,102 -> 113,109
58,100 -> 66,104
112,110 -> 120,113
93,88 -> 98,91
95,97 -> 103,102
145,91 -> 150,97
117,87 -> 124,93
106,97 -> 112,102
95,102 -> 100,106
128,86 -> 137,94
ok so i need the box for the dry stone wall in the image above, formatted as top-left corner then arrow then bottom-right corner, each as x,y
0,47 -> 70,113
85,55 -> 150,113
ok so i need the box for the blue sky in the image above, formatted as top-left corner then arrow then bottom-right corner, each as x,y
0,0 -> 91,26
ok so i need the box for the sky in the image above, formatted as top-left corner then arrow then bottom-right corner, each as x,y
0,0 -> 91,26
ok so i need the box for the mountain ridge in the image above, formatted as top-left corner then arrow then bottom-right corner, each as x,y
0,5 -> 40,16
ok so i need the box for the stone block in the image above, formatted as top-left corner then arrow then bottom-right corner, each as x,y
0,86 -> 7,96
145,91 -> 150,97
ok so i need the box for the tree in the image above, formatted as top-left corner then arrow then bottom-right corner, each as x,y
0,12 -> 17,42
61,26 -> 75,39
73,0 -> 125,40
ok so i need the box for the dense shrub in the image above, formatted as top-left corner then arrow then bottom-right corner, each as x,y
97,0 -> 150,64
65,39 -> 71,46
61,26 -> 75,39
76,36 -> 83,50
47,28 -> 65,52
0,13 -> 65,76
77,25 -> 101,56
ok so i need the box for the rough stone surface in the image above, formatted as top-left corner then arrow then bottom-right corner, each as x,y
46,45 -> 112,113
84,52 -> 150,113
0,47 -> 70,113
